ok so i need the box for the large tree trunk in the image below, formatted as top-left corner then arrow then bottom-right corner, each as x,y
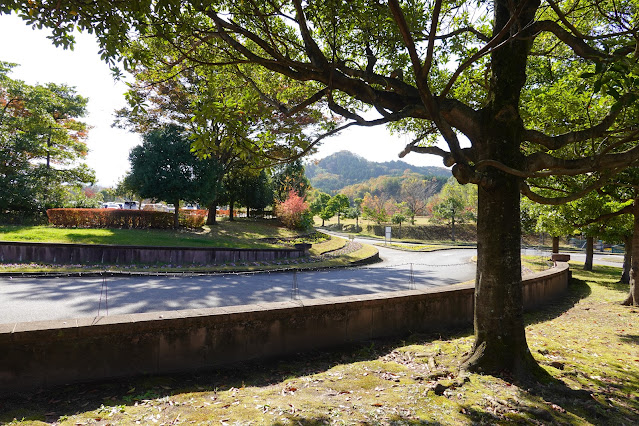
552,236 -> 559,254
229,198 -> 235,221
206,202 -> 217,225
584,236 -> 594,271
462,171 -> 536,377
623,200 -> 639,305
461,0 -> 539,378
621,234 -> 632,284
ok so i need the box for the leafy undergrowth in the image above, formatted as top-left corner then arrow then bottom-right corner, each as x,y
1,265 -> 637,425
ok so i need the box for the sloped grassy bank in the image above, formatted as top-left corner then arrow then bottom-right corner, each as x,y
0,221 -> 378,273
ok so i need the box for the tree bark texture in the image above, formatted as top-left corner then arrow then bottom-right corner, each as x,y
623,200 -> 639,305
206,202 -> 217,225
461,0 -> 540,378
621,234 -> 632,284
552,236 -> 559,254
462,171 -> 536,376
584,236 -> 594,271
229,199 -> 235,221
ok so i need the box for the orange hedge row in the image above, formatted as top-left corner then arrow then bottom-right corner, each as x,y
47,209 -> 207,229
179,209 -> 207,228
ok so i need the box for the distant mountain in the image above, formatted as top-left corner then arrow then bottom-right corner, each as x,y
305,150 -> 451,193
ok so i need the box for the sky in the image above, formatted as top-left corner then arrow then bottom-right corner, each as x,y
0,13 -> 448,187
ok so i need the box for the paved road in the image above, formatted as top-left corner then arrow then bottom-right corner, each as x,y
1,235 -> 625,324
0,244 -> 476,324
521,247 -> 624,267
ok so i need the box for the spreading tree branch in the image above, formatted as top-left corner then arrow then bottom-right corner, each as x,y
520,175 -> 617,205
523,94 -> 636,149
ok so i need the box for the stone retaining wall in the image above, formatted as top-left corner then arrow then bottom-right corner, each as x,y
0,263 -> 570,393
0,241 -> 305,265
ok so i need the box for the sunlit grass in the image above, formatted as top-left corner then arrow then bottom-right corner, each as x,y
0,218 -> 299,248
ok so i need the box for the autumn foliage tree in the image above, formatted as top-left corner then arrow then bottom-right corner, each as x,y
400,176 -> 439,224
0,61 -> 95,219
127,125 -> 221,228
275,190 -> 312,230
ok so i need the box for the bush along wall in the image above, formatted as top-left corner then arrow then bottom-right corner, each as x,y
365,223 -> 477,242
46,209 -> 207,229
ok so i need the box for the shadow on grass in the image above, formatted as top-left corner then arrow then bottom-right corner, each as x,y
0,328 -> 629,425
524,277 -> 592,326
571,264 -> 629,294
619,334 -> 639,345
0,337 -> 420,423
0,269 -> 631,424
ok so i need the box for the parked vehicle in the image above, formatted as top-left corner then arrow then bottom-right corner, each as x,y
142,203 -> 170,212
122,201 -> 139,210
102,202 -> 122,209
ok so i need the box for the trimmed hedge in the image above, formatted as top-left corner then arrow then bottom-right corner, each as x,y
47,209 -> 208,229
180,209 -> 207,228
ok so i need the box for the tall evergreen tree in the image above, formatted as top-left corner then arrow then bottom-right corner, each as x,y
128,125 -> 222,228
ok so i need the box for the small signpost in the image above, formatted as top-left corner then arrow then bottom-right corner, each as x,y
385,226 -> 392,245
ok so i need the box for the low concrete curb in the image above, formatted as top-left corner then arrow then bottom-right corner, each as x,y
0,262 -> 570,394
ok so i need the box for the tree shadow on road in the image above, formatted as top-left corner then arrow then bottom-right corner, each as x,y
1,266 -> 630,424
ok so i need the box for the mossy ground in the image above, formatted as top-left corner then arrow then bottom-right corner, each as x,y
1,264 -> 637,425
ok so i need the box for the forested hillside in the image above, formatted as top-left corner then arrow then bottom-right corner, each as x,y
306,151 -> 450,193
340,172 -> 446,201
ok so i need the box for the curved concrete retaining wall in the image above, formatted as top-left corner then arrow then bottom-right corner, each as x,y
0,263 -> 570,393
0,241 -> 305,265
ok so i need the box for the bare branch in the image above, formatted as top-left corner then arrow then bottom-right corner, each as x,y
546,0 -> 586,40
523,94 -> 636,149
291,0 -> 329,68
530,20 -> 608,61
422,0 -> 443,82
388,0 -> 424,78
388,0 -> 465,163
525,141 -> 639,174
430,27 -> 491,43
400,145 -> 450,160
520,177 -> 614,205
285,89 -> 329,116
578,204 -> 634,227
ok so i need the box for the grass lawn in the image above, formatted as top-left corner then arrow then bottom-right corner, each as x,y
1,263 -> 637,424
0,218 -> 299,249
0,221 -> 379,273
